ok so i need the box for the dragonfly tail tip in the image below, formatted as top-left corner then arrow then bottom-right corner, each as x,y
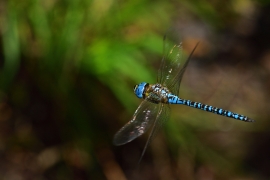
247,118 -> 256,123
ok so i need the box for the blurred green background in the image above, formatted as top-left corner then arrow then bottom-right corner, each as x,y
0,0 -> 269,179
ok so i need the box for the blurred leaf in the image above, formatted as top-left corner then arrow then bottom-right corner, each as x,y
1,4 -> 20,90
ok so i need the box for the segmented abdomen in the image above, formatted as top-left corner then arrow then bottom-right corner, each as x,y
167,94 -> 254,122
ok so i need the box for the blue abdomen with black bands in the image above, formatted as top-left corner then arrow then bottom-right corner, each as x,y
167,94 -> 254,122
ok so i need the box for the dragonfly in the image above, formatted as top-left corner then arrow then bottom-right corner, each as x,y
113,34 -> 255,163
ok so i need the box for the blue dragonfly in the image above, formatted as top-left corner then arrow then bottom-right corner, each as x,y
113,34 -> 255,163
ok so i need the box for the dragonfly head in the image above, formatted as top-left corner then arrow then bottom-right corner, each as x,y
134,82 -> 148,99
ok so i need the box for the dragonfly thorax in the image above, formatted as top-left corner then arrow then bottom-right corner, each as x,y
134,82 -> 172,104
148,83 -> 172,103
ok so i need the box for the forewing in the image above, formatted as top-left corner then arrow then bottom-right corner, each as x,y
157,33 -> 199,95
167,42 -> 199,95
157,34 -> 184,95
113,100 -> 159,146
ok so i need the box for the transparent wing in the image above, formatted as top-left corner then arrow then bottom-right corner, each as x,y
157,34 -> 185,95
157,32 -> 199,95
167,42 -> 199,95
113,100 -> 160,146
138,103 -> 171,163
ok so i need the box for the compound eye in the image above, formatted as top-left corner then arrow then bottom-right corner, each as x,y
133,85 -> 138,92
